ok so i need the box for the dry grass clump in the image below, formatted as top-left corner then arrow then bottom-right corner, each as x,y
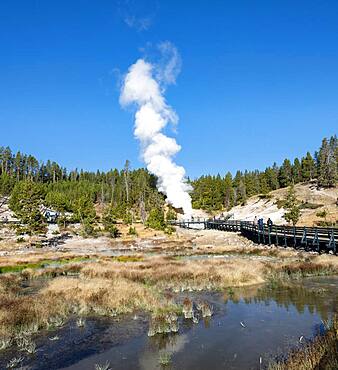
20,263 -> 83,280
0,273 -> 174,341
269,315 -> 338,370
312,254 -> 338,268
42,276 -> 162,315
0,289 -> 68,338
267,257 -> 338,282
80,257 -> 266,291
0,274 -> 22,295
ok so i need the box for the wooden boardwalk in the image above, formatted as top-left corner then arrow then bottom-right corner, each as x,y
171,219 -> 337,255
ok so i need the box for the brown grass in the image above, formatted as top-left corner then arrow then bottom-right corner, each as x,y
0,280 -> 68,337
42,276 -> 163,315
80,256 -> 266,290
0,231 -> 337,347
265,254 -> 338,283
0,254 -> 268,339
0,273 -> 174,339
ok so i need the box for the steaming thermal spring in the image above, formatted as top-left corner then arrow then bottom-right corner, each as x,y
119,49 -> 192,216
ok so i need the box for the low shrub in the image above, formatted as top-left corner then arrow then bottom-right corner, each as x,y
258,193 -> 272,200
316,209 -> 327,218
128,226 -> 138,236
314,220 -> 336,227
107,225 -> 120,238
275,199 -> 286,209
300,202 -> 323,210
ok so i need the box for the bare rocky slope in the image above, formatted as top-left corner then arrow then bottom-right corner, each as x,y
221,182 -> 337,226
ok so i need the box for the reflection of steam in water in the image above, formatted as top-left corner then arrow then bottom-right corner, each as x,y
139,334 -> 189,370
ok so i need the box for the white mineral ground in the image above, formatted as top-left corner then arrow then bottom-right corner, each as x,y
0,182 -> 336,258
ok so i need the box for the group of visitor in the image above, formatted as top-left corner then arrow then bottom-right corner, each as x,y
253,216 -> 273,230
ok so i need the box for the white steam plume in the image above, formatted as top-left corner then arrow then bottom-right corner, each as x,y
119,47 -> 192,217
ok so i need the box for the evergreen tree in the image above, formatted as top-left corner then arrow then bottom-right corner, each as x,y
166,208 -> 177,221
9,181 -> 47,234
278,159 -> 292,187
301,152 -> 316,181
258,172 -> 269,194
283,184 -> 301,226
0,173 -> 15,195
238,179 -> 247,205
317,136 -> 337,187
265,165 -> 279,191
146,208 -> 165,230
244,171 -> 257,197
223,172 -> 234,210
233,171 -> 247,205
292,158 -> 302,183
45,191 -> 70,227
102,204 -> 120,237
73,195 -> 96,235
14,151 -> 22,181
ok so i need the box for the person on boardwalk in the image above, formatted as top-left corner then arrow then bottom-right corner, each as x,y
253,216 -> 258,226
258,218 -> 264,230
267,218 -> 273,231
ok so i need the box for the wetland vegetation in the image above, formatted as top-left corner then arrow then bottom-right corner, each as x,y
0,230 -> 337,369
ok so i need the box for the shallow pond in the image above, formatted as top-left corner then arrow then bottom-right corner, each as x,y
1,276 -> 337,370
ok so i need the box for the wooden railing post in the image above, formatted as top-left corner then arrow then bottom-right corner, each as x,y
312,228 -> 319,253
262,224 -> 266,244
258,226 -> 261,244
301,227 -> 307,250
328,229 -> 336,255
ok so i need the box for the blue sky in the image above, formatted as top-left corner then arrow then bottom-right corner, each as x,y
1,0 -> 337,178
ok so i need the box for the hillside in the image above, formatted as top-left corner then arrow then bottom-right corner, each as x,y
220,182 -> 337,226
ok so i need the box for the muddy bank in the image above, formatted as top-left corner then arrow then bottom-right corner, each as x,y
0,228 -> 299,267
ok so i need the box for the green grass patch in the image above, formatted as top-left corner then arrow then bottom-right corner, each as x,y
111,255 -> 143,263
0,256 -> 91,274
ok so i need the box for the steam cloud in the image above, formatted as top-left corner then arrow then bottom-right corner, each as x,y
119,44 -> 192,217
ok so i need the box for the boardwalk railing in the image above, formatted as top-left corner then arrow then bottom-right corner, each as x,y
170,219 -> 337,254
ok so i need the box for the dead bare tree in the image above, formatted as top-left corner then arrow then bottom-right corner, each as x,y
123,160 -> 130,203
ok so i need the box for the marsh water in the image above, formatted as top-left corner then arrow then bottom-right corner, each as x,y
2,276 -> 337,370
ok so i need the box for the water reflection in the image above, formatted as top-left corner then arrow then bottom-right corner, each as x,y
139,334 -> 188,370
224,276 -> 338,322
